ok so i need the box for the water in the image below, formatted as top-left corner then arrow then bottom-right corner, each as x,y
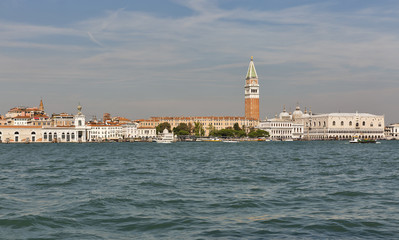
1,141 -> 398,239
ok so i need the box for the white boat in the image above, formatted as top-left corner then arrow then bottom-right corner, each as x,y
283,139 -> 294,142
156,129 -> 174,143
222,140 -> 239,143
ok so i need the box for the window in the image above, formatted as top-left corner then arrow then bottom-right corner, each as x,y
44,133 -> 47,140
15,131 -> 19,135
370,123 -> 373,127
349,121 -> 352,126
362,121 -> 366,126
31,131 -> 36,135
341,121 -> 344,126
251,89 -> 257,93
332,121 -> 336,126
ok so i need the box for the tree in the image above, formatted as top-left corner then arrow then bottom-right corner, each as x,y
173,123 -> 190,136
156,122 -> 171,134
216,129 -> 235,137
233,123 -> 241,131
235,130 -> 247,138
193,122 -> 205,136
248,129 -> 269,138
188,122 -> 193,134
208,124 -> 217,136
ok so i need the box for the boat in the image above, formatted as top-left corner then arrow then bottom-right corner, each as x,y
349,137 -> 377,144
156,129 -> 174,143
203,138 -> 222,142
222,140 -> 239,143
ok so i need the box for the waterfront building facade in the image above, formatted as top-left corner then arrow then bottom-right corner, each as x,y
0,126 -> 42,143
122,123 -> 139,139
137,126 -> 157,139
294,110 -> 385,140
42,104 -> 90,143
87,124 -> 123,141
258,107 -> 304,140
245,56 -> 260,121
385,123 -> 399,140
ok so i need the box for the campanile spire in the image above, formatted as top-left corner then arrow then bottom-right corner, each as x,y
244,56 -> 259,120
39,99 -> 44,111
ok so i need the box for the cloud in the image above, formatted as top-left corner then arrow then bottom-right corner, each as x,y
87,31 -> 104,47
0,0 -> 399,122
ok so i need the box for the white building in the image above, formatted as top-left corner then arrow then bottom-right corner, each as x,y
385,123 -> 399,140
87,124 -> 123,141
122,123 -> 139,139
0,126 -> 42,143
258,107 -> 304,140
295,110 -> 384,140
137,127 -> 157,140
12,116 -> 31,126
42,104 -> 90,142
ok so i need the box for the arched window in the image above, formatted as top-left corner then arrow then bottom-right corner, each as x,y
362,121 -> 366,126
370,123 -> 373,127
31,131 -> 36,135
62,133 -> 65,139
349,121 -> 352,126
0,131 -> 2,135
319,121 -> 321,126
341,121 -> 344,126
378,123 -> 382,127
14,131 -> 19,135
332,121 -> 336,126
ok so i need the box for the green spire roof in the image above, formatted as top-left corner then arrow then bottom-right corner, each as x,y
246,56 -> 258,79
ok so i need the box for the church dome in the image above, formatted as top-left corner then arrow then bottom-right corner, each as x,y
292,105 -> 303,119
279,106 -> 291,119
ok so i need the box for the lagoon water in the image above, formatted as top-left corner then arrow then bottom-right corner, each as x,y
1,141 -> 399,239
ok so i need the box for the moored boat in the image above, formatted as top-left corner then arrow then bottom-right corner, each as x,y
349,137 -> 377,144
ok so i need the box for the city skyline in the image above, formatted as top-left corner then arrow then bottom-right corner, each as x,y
1,0 -> 398,123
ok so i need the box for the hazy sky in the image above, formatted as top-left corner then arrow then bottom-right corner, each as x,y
1,0 -> 398,123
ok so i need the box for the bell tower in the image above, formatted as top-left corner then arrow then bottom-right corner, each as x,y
245,56 -> 259,120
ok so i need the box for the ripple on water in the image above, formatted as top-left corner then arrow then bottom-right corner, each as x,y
1,141 -> 399,239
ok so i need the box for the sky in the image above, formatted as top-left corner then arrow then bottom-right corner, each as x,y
0,0 -> 398,123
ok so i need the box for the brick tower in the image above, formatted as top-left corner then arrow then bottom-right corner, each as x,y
245,56 -> 259,120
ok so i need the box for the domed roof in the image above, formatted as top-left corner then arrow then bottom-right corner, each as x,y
292,104 -> 303,119
279,106 -> 290,119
